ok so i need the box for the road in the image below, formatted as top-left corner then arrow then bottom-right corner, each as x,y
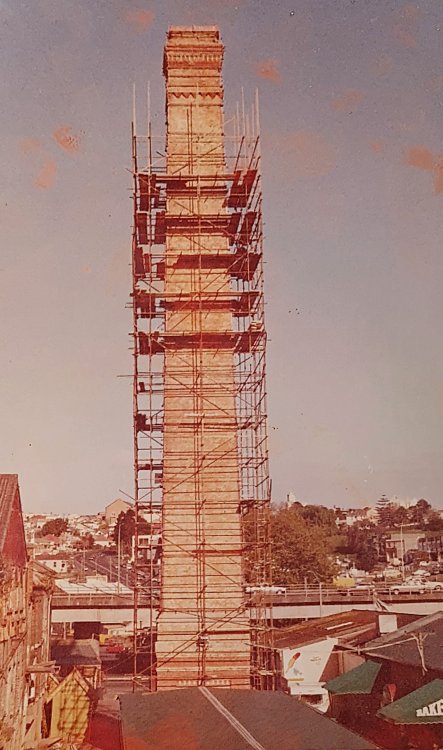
70,551 -> 160,601
249,585 -> 443,605
72,551 -> 133,586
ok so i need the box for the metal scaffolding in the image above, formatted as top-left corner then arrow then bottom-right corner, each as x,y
130,87 -> 275,690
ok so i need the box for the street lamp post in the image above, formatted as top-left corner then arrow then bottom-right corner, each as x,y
305,569 -> 323,617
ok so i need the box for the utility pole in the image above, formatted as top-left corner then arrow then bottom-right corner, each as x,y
400,524 -> 405,580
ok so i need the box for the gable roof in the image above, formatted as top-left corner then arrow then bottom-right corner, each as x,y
35,552 -> 70,560
0,474 -> 27,566
46,667 -> 92,703
119,688 -> 377,750
273,609 -> 380,650
362,610 -> 443,672
105,498 -> 131,512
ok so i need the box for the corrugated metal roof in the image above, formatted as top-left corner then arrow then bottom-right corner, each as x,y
273,609 -> 379,649
55,578 -> 132,595
119,688 -> 378,749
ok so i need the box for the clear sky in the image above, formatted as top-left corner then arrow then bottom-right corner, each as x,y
1,0 -> 442,514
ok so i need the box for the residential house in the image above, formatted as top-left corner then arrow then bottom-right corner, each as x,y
418,532 -> 443,562
384,530 -> 424,565
336,508 -> 372,528
34,552 -> 70,575
103,499 -> 132,528
91,533 -> 112,549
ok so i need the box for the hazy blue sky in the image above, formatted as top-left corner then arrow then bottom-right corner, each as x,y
1,0 -> 442,514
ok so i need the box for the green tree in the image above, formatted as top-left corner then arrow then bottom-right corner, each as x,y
269,506 -> 336,585
347,522 -> 379,571
376,495 -> 394,529
425,511 -> 443,532
74,532 -> 95,549
296,504 -> 338,535
410,498 -> 432,527
37,518 -> 68,537
113,509 -> 150,553
390,505 -> 410,528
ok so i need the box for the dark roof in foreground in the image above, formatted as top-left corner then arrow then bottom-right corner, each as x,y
119,687 -> 378,750
362,610 -> 443,671
52,639 -> 101,666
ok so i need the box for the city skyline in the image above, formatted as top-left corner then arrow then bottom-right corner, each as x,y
1,0 -> 443,513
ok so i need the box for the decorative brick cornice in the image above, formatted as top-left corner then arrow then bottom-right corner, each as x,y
168,90 -> 222,101
164,27 -> 224,77
164,50 -> 223,74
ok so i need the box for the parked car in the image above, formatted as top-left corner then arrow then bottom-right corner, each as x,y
244,584 -> 287,595
389,580 -> 426,595
338,581 -> 375,597
410,568 -> 431,577
389,579 -> 443,595
424,580 -> 443,592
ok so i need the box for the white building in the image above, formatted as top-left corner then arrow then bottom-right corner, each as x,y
34,553 -> 70,574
